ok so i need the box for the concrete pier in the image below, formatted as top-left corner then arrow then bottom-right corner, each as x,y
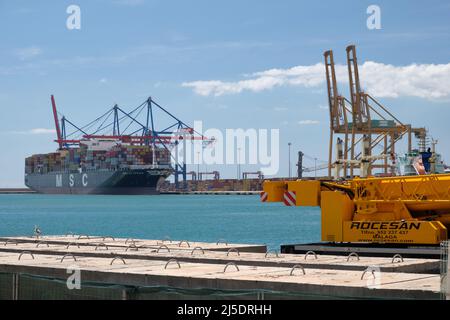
0,188 -> 35,194
0,235 -> 443,300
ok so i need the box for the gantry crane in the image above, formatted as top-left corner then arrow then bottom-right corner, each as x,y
325,45 -> 427,179
51,95 -> 213,189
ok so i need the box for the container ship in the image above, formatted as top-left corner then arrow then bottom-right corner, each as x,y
25,139 -> 172,195
23,95 -> 208,195
397,149 -> 446,176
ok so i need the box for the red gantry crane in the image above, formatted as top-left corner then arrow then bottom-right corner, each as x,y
50,95 -> 214,188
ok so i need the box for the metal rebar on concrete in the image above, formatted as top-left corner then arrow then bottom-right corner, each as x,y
0,235 -> 442,300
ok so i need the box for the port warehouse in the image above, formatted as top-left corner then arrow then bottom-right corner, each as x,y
160,178 -> 264,192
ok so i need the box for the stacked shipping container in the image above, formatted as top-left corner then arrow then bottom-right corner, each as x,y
25,143 -> 171,174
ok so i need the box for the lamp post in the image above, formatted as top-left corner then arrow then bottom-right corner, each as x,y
314,157 -> 317,179
237,147 -> 241,180
197,151 -> 200,179
288,142 -> 292,178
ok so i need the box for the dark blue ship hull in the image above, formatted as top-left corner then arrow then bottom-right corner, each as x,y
25,168 -> 171,195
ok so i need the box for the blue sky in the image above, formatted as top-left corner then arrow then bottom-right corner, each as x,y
1,0 -> 450,186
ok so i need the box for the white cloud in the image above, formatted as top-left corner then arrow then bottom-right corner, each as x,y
318,105 -> 328,110
15,46 -> 42,60
30,128 -> 56,134
100,78 -> 108,83
4,128 -> 56,135
183,77 -> 284,96
182,61 -> 450,100
298,120 -> 320,125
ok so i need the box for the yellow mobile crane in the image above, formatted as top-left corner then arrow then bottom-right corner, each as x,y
262,46 -> 450,246
262,175 -> 450,245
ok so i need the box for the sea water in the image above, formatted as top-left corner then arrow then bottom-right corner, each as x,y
0,194 -> 321,250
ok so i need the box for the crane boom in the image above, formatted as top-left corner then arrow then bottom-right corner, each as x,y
324,50 -> 351,177
51,95 -> 63,149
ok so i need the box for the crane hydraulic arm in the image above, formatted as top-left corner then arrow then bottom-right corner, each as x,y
261,174 -> 450,245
